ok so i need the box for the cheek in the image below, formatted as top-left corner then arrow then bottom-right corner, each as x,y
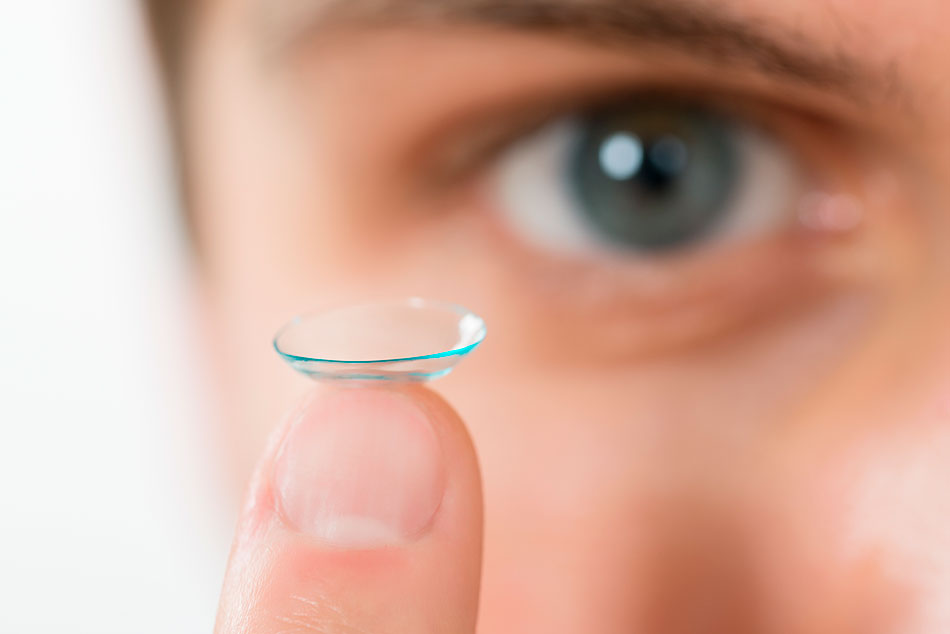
756,400 -> 950,631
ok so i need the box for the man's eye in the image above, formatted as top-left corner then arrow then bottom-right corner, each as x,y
493,100 -> 802,257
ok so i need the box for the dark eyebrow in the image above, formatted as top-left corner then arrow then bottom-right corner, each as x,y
266,0 -> 891,100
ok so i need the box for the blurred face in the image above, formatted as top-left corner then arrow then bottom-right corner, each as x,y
185,0 -> 950,630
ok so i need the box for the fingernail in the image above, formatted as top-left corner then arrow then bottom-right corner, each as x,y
274,388 -> 445,547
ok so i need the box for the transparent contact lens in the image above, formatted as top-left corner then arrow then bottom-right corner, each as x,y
274,299 -> 486,382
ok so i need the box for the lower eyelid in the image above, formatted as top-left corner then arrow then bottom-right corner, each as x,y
463,180 -> 871,361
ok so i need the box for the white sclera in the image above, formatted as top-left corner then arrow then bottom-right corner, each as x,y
274,299 -> 486,382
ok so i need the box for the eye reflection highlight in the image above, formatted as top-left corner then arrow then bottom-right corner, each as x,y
599,132 -> 644,181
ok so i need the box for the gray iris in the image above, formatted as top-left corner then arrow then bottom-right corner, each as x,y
570,104 -> 740,251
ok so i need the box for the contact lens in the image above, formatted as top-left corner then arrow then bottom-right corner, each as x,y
274,299 -> 486,382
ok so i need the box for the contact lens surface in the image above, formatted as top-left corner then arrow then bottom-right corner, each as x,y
274,299 -> 486,382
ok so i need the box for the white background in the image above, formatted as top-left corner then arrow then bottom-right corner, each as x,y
0,1 -> 231,631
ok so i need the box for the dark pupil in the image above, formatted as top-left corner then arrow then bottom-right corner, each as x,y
570,105 -> 740,251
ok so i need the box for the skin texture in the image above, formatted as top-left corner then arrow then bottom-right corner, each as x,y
186,0 -> 950,631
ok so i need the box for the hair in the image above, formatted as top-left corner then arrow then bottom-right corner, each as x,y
142,0 -> 199,248
142,0 -> 189,101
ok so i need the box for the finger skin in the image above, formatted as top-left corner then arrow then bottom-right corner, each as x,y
215,384 -> 483,634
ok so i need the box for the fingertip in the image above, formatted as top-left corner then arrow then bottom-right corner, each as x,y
216,383 -> 483,634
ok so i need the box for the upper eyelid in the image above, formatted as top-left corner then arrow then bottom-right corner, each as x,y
419,82 -> 843,186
